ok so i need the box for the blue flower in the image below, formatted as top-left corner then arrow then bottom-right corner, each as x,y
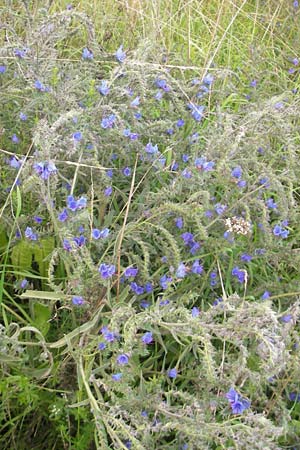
101,327 -> 116,342
123,167 -> 131,176
214,203 -> 227,215
92,228 -> 110,239
231,166 -> 242,179
0,65 -> 6,73
112,373 -> 123,381
33,161 -> 57,180
98,263 -> 116,279
66,195 -> 87,211
98,342 -> 106,350
232,266 -> 246,283
25,227 -> 38,241
145,142 -> 158,155
34,80 -> 48,92
175,217 -> 183,229
167,368 -> 177,379
289,392 -> 300,402
130,282 -> 144,295
11,134 -> 20,144
226,388 -> 250,414
97,80 -> 110,96
115,45 -> 126,63
19,112 -> 27,121
176,118 -> 185,127
192,260 -> 203,274
280,314 -> 293,323
261,291 -> 270,300
176,262 -> 187,279
160,274 -> 172,290
20,279 -> 28,289
82,48 -> 93,60
101,114 -> 116,129
130,96 -> 140,107
116,354 -> 129,365
104,186 -> 113,196
203,74 -> 214,85
73,235 -> 86,247
73,131 -> 83,141
58,209 -> 68,222
273,224 -> 289,239
266,198 -> 277,209
240,253 -> 252,262
191,306 -> 200,317
194,156 -> 214,171
124,267 -> 139,278
155,78 -> 170,92
14,48 -> 29,58
8,156 -> 22,169
142,331 -> 153,344
72,296 -> 84,305
63,239 -> 72,252
144,282 -> 153,293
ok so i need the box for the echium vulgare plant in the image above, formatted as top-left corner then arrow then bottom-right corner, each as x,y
1,6 -> 300,450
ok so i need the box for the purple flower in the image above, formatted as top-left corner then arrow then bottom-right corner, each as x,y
142,331 -> 153,344
112,373 -> 123,381
116,354 -> 129,365
73,131 -> 83,141
191,306 -> 200,317
240,253 -> 252,262
8,156 -> 22,169
182,154 -> 189,163
214,203 -> 227,215
72,296 -> 84,305
231,166 -> 242,179
123,167 -> 131,176
250,79 -> 257,87
167,368 -> 177,379
232,266 -> 246,283
181,168 -> 192,179
33,161 -> 57,180
25,227 -> 37,241
66,195 -> 87,211
144,282 -> 153,293
280,314 -> 293,323
14,48 -> 29,58
101,114 -> 116,129
140,300 -> 150,309
175,217 -> 183,229
289,392 -> 300,402
63,239 -> 72,252
160,274 -> 172,290
273,224 -> 289,238
130,282 -> 144,295
176,262 -> 187,279
11,134 -> 20,144
58,209 -> 68,222
97,80 -> 110,96
19,112 -> 27,121
203,74 -> 214,85
104,186 -> 113,196
266,198 -> 277,209
192,260 -> 203,274
102,328 -> 116,342
0,65 -> 6,73
226,388 -> 250,414
145,142 -> 158,155
130,96 -> 140,107
124,267 -> 139,278
82,48 -> 93,60
155,78 -> 170,92
34,80 -> 47,92
73,235 -> 86,247
115,45 -> 126,63
261,291 -> 270,300
190,104 -> 205,121
237,180 -> 247,188
181,232 -> 194,246
20,279 -> 28,289
98,342 -> 106,350
92,228 -> 110,239
194,156 -> 214,171
98,263 -> 116,279
176,119 -> 185,127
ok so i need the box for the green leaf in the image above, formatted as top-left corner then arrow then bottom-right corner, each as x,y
32,302 -> 51,336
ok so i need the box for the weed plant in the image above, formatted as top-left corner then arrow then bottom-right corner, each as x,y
1,2 -> 300,449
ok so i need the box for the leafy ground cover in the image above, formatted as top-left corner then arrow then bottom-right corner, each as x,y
0,1 -> 300,449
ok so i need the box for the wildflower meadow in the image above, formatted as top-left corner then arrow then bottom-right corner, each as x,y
0,1 -> 300,449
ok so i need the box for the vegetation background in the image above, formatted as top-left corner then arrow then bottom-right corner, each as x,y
0,0 -> 300,449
